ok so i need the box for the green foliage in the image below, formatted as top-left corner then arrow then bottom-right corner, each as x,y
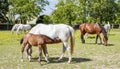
51,0 -> 78,26
115,0 -> 120,24
0,0 -> 9,14
0,0 -> 9,23
43,15 -> 52,24
51,0 -> 120,25
9,0 -> 49,23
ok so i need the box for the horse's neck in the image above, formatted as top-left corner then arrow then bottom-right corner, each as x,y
11,25 -> 18,31
101,28 -> 107,38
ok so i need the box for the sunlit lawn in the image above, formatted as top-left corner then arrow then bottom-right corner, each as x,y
0,29 -> 120,69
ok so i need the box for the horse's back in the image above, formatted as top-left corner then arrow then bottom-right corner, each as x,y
79,23 -> 102,34
54,24 -> 74,39
24,33 -> 43,46
29,24 -> 74,40
19,24 -> 31,30
79,23 -> 85,31
29,24 -> 56,39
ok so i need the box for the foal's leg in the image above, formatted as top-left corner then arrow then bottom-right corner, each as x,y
29,47 -> 32,57
26,44 -> 32,61
38,45 -> 42,63
42,45 -> 49,63
21,43 -> 27,62
25,44 -> 29,58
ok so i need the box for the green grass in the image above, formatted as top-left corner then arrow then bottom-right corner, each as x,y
0,29 -> 120,69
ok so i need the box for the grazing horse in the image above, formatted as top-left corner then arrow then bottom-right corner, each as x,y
11,24 -> 31,35
20,33 -> 61,63
11,24 -> 20,34
79,23 -> 108,46
29,24 -> 75,63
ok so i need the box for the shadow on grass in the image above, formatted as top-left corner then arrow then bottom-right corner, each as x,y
30,57 -> 92,64
82,43 -> 114,46
87,36 -> 95,39
106,43 -> 114,46
108,33 -> 116,36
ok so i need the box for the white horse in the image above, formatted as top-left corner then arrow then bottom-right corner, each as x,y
16,24 -> 31,35
104,22 -> 110,34
11,24 -> 31,35
11,24 -> 21,34
27,24 -> 75,63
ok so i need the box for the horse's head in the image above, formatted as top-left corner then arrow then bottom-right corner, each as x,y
102,27 -> 108,46
103,35 -> 108,46
98,23 -> 108,46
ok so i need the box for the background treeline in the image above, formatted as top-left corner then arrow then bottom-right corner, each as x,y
0,0 -> 120,26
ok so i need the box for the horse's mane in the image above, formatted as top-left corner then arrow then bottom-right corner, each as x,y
98,23 -> 106,33
98,23 -> 108,40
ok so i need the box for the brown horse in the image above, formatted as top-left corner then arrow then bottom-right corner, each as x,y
79,23 -> 108,46
20,33 -> 61,63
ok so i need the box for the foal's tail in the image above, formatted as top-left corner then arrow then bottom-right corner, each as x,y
20,38 -> 24,44
68,26 -> 75,54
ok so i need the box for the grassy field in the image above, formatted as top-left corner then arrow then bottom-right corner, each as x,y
0,29 -> 120,69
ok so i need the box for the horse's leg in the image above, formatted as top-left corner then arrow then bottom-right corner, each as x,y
38,45 -> 42,63
81,34 -> 85,43
25,44 -> 29,59
42,45 -> 49,63
59,42 -> 71,63
95,35 -> 98,44
85,33 -> 88,38
28,47 -> 32,57
21,43 -> 27,62
16,27 -> 20,35
58,44 -> 66,61
98,35 -> 102,44
25,44 -> 32,61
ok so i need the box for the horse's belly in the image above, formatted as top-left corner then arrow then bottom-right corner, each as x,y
88,32 -> 96,34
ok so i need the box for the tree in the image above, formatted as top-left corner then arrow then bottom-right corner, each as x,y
9,0 -> 49,23
0,0 -> 9,23
51,0 -> 120,25
77,0 -> 118,24
115,0 -> 120,24
36,15 -> 51,24
51,0 -> 78,26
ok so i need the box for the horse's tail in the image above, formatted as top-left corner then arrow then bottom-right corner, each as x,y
68,26 -> 75,54
20,38 -> 24,44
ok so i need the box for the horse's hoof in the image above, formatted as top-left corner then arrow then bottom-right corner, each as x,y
46,61 -> 50,64
82,41 -> 85,43
38,58 -> 41,62
28,59 -> 31,62
57,59 -> 62,62
104,44 -> 107,46
46,60 -> 50,63
67,61 -> 71,64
